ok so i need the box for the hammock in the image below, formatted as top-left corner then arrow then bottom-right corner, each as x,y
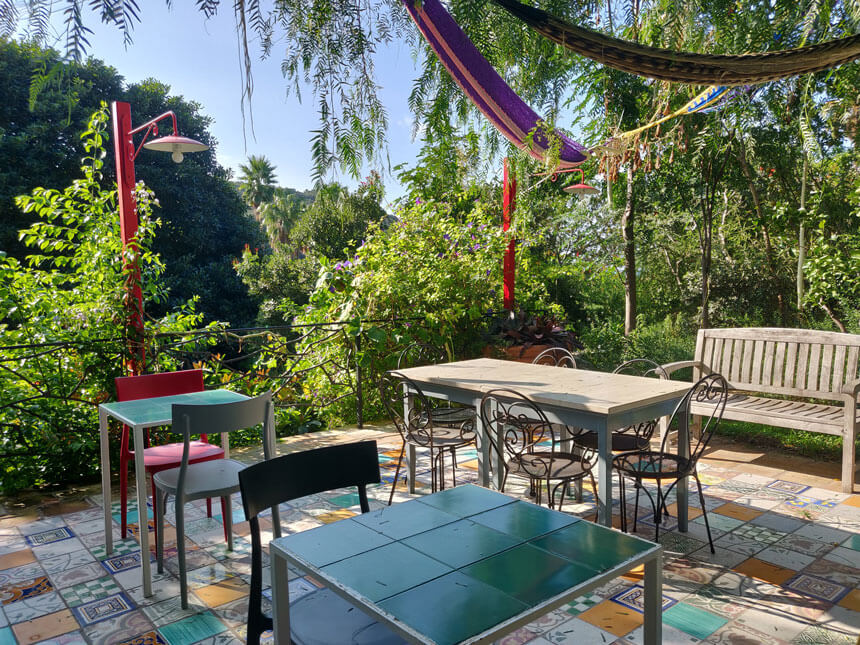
403,0 -> 588,167
492,0 -> 860,85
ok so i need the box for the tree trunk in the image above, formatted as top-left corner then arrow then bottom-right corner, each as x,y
622,169 -> 637,335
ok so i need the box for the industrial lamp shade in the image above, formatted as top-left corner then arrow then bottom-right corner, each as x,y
143,135 -> 208,163
564,181 -> 600,195
561,167 -> 599,196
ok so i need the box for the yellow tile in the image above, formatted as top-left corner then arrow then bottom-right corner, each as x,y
317,509 -> 356,524
841,495 -> 860,508
621,564 -> 644,582
12,609 -> 78,643
664,503 -> 703,520
578,599 -> 643,637
838,589 -> 860,612
0,549 -> 35,571
714,502 -> 763,521
733,558 -> 795,585
195,577 -> 250,607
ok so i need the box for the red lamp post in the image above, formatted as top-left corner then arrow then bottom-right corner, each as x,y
111,101 -> 208,374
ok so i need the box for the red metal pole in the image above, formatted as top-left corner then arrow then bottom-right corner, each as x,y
111,101 -> 146,374
502,157 -> 516,310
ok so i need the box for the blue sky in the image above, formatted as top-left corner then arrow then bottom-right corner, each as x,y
79,3 -> 425,202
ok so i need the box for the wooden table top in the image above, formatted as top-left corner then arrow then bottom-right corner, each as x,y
395,358 -> 691,416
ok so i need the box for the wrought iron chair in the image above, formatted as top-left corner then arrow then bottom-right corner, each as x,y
238,441 -> 405,645
574,359 -> 670,453
613,373 -> 728,552
479,388 -> 597,513
379,371 -> 477,505
114,369 -> 223,541
153,392 -> 275,609
396,342 -> 476,429
531,346 -> 577,368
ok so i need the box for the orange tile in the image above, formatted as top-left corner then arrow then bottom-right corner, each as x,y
733,558 -> 795,585
11,609 -> 78,643
838,589 -> 860,612
714,502 -> 763,521
195,576 -> 250,607
664,503 -> 703,520
0,549 -> 35,571
578,599 -> 643,637
459,459 -> 479,470
621,564 -> 644,582
841,495 -> 860,508
317,509 -> 356,524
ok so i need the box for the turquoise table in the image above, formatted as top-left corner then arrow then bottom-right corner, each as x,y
98,389 -> 256,597
270,484 -> 663,644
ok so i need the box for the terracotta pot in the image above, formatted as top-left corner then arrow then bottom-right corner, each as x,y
502,344 -> 552,363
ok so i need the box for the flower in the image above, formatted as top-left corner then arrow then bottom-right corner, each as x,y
443,233 -> 450,241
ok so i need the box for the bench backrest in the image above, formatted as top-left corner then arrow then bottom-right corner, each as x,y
695,327 -> 860,400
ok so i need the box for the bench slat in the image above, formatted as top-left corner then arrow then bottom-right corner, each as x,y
784,343 -> 798,389
807,343 -> 821,391
752,340 -> 765,384
833,345 -> 847,392
819,344 -> 834,393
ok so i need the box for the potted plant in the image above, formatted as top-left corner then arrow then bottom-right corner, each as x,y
486,310 -> 582,363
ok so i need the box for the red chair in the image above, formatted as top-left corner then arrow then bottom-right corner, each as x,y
115,369 -> 224,540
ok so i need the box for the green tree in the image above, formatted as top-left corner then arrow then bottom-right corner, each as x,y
238,155 -> 278,218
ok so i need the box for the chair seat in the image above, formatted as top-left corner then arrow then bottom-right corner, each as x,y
406,426 -> 475,449
612,451 -> 693,479
153,458 -> 245,500
575,430 -> 649,453
290,587 -> 407,645
510,451 -> 590,480
141,441 -> 224,469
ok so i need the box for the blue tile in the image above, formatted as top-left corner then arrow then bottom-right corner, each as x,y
159,612 -> 227,645
0,627 -> 15,645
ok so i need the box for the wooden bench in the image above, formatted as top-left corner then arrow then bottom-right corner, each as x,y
662,327 -> 860,493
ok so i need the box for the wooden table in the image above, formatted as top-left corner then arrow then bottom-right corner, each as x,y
98,389 -> 261,597
270,484 -> 663,644
395,358 -> 691,528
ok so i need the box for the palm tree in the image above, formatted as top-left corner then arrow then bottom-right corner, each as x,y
238,155 -> 277,220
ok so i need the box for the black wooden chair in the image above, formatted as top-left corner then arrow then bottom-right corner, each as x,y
238,441 -> 405,645
613,373 -> 728,552
379,371 -> 477,505
479,388 -> 597,513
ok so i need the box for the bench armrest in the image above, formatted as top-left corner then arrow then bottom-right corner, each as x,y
660,360 -> 703,378
841,378 -> 860,399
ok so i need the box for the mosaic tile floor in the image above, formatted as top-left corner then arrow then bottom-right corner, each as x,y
0,427 -> 858,644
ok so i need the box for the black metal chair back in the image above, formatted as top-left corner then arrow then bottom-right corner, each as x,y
397,342 -> 449,369
379,371 -> 436,448
238,441 -> 382,645
531,347 -> 577,368
658,372 -> 728,469
611,358 -> 670,447
479,388 -> 595,509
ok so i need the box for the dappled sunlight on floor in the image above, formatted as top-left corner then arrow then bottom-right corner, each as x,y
0,425 -> 857,644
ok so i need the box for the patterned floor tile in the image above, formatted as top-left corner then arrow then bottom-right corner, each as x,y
60,575 -> 123,607
115,630 -> 169,645
82,608 -> 154,645
70,591 -> 135,626
730,523 -> 786,545
766,480 -> 810,495
0,574 -> 53,605
622,622 -> 701,644
790,624 -> 855,644
822,545 -> 860,568
802,558 -> 860,588
705,620 -> 791,644
194,577 -> 249,608
0,550 -> 35,572
693,513 -> 743,534
682,585 -> 748,620
659,532 -> 705,556
90,538 -> 141,560
610,584 -> 677,613
539,617 -> 618,643
752,546 -> 815,572
4,590 -> 66,623
783,572 -> 850,603
564,592 -> 603,616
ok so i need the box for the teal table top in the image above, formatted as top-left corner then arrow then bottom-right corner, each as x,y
99,389 -> 249,427
275,484 -> 659,644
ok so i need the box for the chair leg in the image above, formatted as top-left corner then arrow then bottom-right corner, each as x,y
588,472 -> 598,522
222,495 -> 234,552
206,497 -> 213,519
119,457 -> 129,539
148,474 -> 158,546
387,443 -> 406,506
695,473 -> 715,554
155,489 -> 165,574
618,472 -> 627,533
175,497 -> 188,610
633,482 -> 641,533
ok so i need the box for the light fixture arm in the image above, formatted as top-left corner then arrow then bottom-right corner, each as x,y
128,111 -> 179,161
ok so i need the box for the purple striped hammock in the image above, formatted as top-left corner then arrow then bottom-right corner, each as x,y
403,0 -> 589,168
